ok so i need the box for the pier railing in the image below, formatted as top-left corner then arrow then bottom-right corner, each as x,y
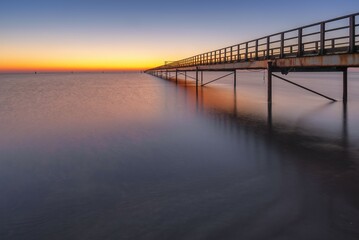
150,13 -> 359,70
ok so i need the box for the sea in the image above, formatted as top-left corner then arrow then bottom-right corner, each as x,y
0,71 -> 358,240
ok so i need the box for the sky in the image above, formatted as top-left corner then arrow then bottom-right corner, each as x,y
1,0 -> 358,72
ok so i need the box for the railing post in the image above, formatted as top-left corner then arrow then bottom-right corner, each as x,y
280,33 -> 284,58
237,44 -> 240,61
245,42 -> 248,61
298,28 -> 303,57
320,22 -> 325,55
230,46 -> 233,62
224,48 -> 227,63
266,37 -> 270,59
349,15 -> 355,53
255,40 -> 259,59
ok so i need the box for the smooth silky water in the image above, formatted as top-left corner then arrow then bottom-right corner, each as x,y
0,72 -> 358,240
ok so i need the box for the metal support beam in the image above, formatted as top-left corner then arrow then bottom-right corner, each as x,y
201,71 -> 203,85
272,73 -> 337,102
234,70 -> 237,88
179,72 -> 196,80
175,70 -> 178,84
267,102 -> 272,131
196,68 -> 199,86
201,72 -> 234,87
343,68 -> 348,103
342,102 -> 348,148
267,62 -> 272,103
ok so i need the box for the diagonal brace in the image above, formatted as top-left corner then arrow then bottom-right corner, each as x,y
178,72 -> 197,80
201,72 -> 234,87
272,73 -> 336,102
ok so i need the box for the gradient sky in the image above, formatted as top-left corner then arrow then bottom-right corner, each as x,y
1,0 -> 358,72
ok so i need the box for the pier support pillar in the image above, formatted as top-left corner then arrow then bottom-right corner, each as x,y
343,68 -> 348,103
175,70 -> 178,84
234,70 -> 237,88
196,68 -> 199,87
267,101 -> 272,131
267,62 -> 273,103
185,71 -> 187,84
201,71 -> 203,85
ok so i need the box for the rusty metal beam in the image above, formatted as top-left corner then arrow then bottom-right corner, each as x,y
150,54 -> 359,72
274,53 -> 359,69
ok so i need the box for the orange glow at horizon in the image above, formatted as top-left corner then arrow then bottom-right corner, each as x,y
0,59 -> 162,72
0,38 -> 184,72
0,55 -> 164,72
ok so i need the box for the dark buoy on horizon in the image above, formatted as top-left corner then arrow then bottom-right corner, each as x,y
35,71 -> 37,74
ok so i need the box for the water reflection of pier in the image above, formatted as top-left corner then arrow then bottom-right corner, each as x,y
176,79 -> 352,161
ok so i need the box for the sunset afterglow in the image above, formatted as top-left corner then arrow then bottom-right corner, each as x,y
1,0 -> 358,72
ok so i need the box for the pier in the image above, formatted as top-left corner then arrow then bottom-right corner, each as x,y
146,13 -> 359,103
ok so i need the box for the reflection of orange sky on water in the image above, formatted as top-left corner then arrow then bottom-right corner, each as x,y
175,78 -> 268,119
0,74 -> 165,148
172,74 -> 354,142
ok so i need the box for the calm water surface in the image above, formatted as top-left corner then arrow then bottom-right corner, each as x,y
0,72 -> 359,240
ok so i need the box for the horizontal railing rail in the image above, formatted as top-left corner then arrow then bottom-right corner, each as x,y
147,13 -> 359,71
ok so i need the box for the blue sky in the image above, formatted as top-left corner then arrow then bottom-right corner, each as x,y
0,0 -> 358,70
